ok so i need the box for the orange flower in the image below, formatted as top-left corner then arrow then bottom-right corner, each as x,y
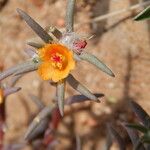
37,44 -> 75,82
0,89 -> 3,104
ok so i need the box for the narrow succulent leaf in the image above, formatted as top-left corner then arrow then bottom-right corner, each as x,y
4,87 -> 21,97
27,41 -> 44,49
125,123 -> 148,133
46,26 -> 62,39
123,124 -> 139,146
29,94 -> 45,110
142,133 -> 150,143
9,75 -> 22,87
67,74 -> 100,102
24,105 -> 53,140
65,93 -> 104,105
76,135 -> 82,150
146,145 -> 150,150
4,143 -> 27,150
0,61 -> 34,81
66,0 -> 76,32
24,48 -> 38,58
108,125 -> 126,150
56,80 -> 65,116
46,140 -> 59,149
16,8 -> 53,43
73,53 -> 82,61
26,117 -> 49,141
134,139 -> 145,150
14,61 -> 40,76
79,52 -> 115,77
105,136 -> 113,150
134,6 -> 150,21
105,127 -> 113,150
130,101 -> 150,128
122,122 -> 145,150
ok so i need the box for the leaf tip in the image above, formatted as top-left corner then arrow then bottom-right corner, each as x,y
16,8 -> 23,15
59,108 -> 64,117
111,72 -> 115,77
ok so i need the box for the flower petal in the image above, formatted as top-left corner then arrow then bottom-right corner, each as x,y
37,44 -> 75,82
37,62 -> 54,80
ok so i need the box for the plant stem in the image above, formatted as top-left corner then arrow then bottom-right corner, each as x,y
66,0 -> 76,32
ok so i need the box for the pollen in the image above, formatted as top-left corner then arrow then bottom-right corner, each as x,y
51,53 -> 65,70
51,53 -> 64,63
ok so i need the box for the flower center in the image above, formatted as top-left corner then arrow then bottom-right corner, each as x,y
51,53 -> 65,70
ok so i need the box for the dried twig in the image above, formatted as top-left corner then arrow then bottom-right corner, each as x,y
77,1 -> 150,26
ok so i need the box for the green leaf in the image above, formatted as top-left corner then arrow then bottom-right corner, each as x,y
141,133 -> 150,143
126,123 -> 148,133
134,6 -> 150,21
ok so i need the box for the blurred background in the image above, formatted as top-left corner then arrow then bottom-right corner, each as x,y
0,0 -> 150,149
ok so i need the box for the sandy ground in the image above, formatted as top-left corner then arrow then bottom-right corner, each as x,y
0,0 -> 150,149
